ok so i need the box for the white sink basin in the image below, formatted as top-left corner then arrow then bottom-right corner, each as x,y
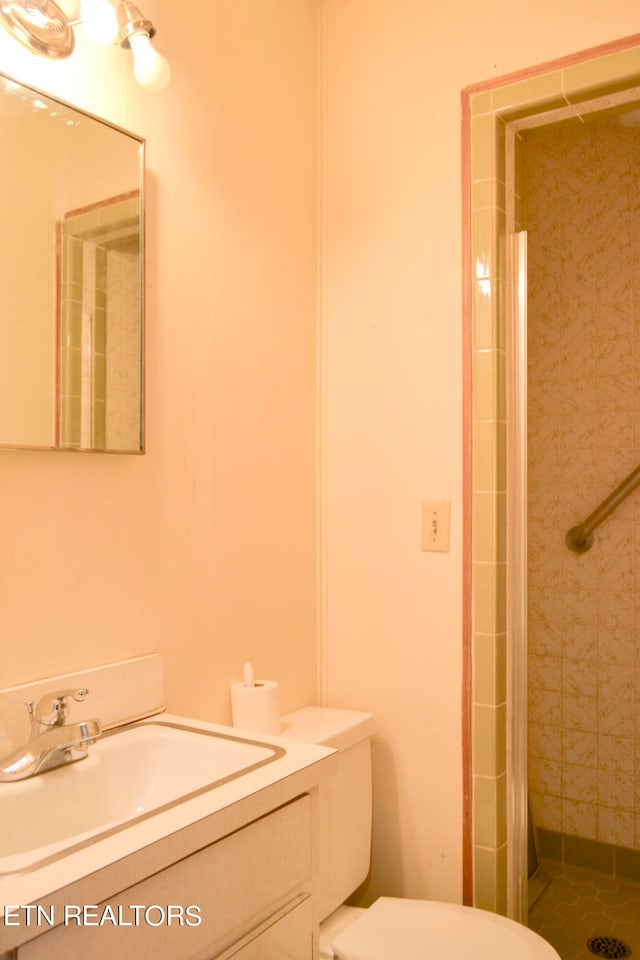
0,720 -> 283,874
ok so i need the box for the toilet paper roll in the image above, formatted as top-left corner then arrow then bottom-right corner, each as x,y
230,680 -> 281,735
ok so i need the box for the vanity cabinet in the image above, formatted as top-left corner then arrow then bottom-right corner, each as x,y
17,795 -> 314,960
210,896 -> 312,959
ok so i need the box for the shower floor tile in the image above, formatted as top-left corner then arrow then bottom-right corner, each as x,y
528,859 -> 640,960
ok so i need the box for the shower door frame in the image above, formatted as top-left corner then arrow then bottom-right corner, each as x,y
462,34 -> 640,922
505,229 -> 528,924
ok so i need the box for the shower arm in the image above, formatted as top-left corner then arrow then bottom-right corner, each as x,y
565,463 -> 640,553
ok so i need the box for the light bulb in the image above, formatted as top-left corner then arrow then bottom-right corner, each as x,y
129,32 -> 171,92
81,0 -> 118,45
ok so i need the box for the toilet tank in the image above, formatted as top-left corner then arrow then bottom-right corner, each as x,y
280,706 -> 375,921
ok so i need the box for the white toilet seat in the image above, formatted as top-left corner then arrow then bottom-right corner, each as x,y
329,897 -> 560,960
319,905 -> 367,958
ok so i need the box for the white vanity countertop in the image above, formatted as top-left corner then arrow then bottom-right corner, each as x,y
0,713 -> 336,951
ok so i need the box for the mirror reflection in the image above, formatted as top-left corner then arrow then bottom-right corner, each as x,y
0,73 -> 144,453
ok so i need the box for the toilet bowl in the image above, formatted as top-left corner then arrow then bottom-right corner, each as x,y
280,707 -> 559,960
326,897 -> 559,959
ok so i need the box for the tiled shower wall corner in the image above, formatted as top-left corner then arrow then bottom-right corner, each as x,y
105,243 -> 142,452
59,225 -> 107,449
58,195 -> 140,450
468,40 -> 640,915
524,116 -> 640,851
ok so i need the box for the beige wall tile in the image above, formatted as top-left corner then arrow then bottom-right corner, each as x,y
473,704 -> 500,777
473,633 -> 498,706
530,791 -> 562,832
597,770 -> 634,812
473,422 -> 497,493
598,806 -> 634,847
529,723 -> 562,763
474,847 -> 498,911
473,492 -> 496,562
471,91 -> 492,117
474,562 -> 497,635
530,755 -> 562,796
474,775 -> 499,847
472,114 -> 496,181
562,729 -> 596,768
563,49 -> 640,100
562,798 -> 597,839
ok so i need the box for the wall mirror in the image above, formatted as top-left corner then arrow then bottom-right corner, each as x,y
0,72 -> 144,454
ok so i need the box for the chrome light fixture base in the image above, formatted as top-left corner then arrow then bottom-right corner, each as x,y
0,0 -> 74,58
116,0 -> 153,47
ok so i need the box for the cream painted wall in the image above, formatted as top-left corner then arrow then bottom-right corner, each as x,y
0,114 -> 57,446
0,0 -> 318,721
321,0 -> 640,906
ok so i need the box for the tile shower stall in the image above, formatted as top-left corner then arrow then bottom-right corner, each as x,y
524,113 -> 640,865
58,194 -> 141,451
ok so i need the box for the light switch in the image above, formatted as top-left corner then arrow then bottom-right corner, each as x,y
421,500 -> 451,553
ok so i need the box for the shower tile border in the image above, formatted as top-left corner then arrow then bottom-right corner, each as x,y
462,31 -> 640,917
537,827 -> 640,883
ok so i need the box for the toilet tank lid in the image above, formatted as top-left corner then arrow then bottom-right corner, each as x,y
280,706 -> 375,751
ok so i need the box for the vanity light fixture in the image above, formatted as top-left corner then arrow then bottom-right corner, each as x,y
0,0 -> 170,91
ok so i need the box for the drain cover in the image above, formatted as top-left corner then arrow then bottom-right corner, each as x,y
587,936 -> 632,959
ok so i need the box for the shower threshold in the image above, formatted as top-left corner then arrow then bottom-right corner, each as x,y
528,866 -> 551,911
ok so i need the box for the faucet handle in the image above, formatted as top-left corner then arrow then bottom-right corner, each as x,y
30,688 -> 89,726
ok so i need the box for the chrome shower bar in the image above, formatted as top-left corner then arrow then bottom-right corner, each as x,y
565,463 -> 640,553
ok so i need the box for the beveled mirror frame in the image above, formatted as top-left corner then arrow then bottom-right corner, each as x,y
0,70 -> 145,454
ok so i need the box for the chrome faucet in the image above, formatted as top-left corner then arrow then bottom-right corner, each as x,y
0,688 -> 101,781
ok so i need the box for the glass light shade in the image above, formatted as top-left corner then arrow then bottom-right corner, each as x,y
81,0 -> 118,44
129,32 -> 170,91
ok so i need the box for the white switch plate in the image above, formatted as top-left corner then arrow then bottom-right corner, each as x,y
421,500 -> 451,553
